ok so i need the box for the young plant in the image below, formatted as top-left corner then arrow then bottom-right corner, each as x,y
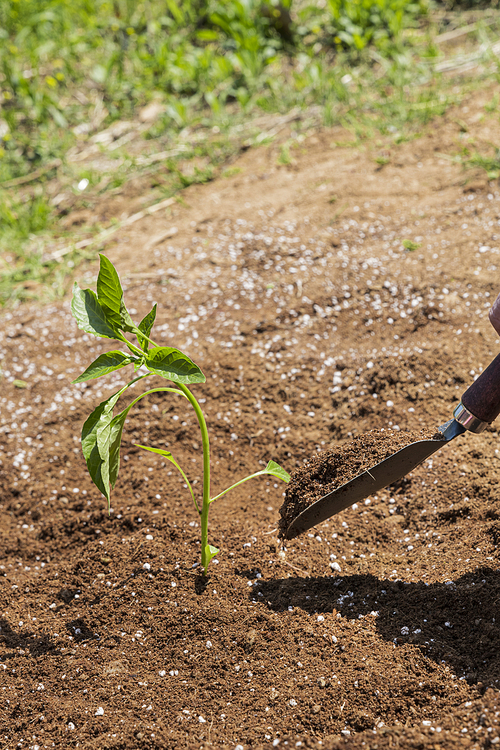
71,254 -> 290,574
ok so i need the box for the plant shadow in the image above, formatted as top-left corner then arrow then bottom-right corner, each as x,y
0,618 -> 58,659
195,574 -> 210,595
254,567 -> 500,688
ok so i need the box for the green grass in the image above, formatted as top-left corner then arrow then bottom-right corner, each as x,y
0,0 -> 430,182
0,0 -> 499,306
457,147 -> 500,181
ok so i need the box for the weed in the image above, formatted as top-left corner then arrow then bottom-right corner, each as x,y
278,142 -> 292,165
222,166 -> 242,178
466,150 -> 500,181
402,239 -> 421,251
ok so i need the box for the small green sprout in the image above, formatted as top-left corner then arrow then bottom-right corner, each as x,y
71,254 -> 290,574
12,379 -> 28,388
402,239 -> 421,252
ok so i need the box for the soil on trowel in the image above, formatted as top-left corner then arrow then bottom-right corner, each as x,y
279,428 -> 445,537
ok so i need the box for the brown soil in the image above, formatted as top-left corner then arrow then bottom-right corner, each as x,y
278,428 -> 445,537
2,88 -> 500,749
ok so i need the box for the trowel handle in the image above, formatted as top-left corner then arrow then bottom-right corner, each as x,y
490,292 -> 500,336
461,352 -> 500,425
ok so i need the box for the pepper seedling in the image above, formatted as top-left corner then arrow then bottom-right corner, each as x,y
71,254 -> 290,574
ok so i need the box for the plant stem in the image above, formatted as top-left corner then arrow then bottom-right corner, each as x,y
122,337 -> 146,357
118,329 -> 158,356
177,382 -> 211,574
124,388 -> 201,512
209,469 -> 271,504
166,455 -> 200,515
134,330 -> 158,349
135,443 -> 200,515
125,385 -> 186,411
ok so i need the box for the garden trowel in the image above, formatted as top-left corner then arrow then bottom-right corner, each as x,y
284,351 -> 500,540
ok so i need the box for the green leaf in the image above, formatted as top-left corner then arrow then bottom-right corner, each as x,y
108,407 -> 133,489
133,357 -> 145,372
81,398 -> 115,464
96,395 -> 121,460
119,298 -> 136,333
72,350 -> 135,383
402,238 -> 421,252
80,377 -> 149,505
145,346 -> 205,384
196,29 -> 219,41
137,303 -> 157,351
135,444 -> 172,459
84,440 -> 110,502
81,386 -> 128,502
205,544 -> 219,564
135,443 -> 200,514
165,0 -> 184,23
97,254 -> 136,333
263,460 -> 290,483
96,254 -> 123,317
71,284 -> 119,340
81,402 -> 112,502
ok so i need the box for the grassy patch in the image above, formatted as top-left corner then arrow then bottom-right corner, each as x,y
1,1 -> 500,305
458,147 -> 500,181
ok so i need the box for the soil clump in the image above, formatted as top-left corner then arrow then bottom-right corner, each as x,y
279,428 -> 445,536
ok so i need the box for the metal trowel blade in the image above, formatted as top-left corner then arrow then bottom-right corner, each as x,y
284,418 -> 466,540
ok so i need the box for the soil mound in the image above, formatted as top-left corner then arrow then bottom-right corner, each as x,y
279,428 -> 445,537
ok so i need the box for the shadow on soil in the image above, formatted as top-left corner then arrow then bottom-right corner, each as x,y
0,616 -> 99,660
0,618 -> 58,658
254,567 -> 500,688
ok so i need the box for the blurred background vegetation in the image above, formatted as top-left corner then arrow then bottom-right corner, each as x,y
0,0 -> 499,305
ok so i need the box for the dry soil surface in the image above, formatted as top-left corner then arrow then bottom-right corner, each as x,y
2,88 -> 500,750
